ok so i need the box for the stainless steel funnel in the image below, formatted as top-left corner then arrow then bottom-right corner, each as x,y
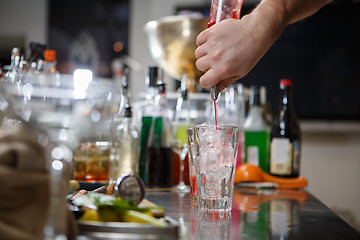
144,15 -> 208,92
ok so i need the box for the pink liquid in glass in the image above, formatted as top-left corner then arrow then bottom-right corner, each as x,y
208,0 -> 243,27
214,99 -> 218,126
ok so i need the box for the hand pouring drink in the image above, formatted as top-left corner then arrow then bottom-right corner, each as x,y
208,0 -> 244,125
193,125 -> 240,212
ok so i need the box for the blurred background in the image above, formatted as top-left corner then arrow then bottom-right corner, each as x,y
0,0 -> 359,230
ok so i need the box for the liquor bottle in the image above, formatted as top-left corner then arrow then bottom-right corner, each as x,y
270,79 -> 301,178
243,86 -> 270,173
26,42 -> 46,84
39,49 -> 60,86
4,47 -> 21,84
147,70 -> 173,188
110,105 -> 140,182
109,64 -> 140,181
138,66 -> 158,183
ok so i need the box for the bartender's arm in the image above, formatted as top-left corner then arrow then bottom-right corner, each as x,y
195,0 -> 333,92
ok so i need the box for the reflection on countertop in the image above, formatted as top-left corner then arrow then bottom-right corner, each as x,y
146,189 -> 360,240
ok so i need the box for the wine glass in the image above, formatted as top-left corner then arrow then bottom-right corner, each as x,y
172,77 -> 192,192
172,121 -> 191,192
0,73 -> 120,239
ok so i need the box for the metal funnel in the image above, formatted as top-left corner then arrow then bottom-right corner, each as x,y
144,15 -> 208,92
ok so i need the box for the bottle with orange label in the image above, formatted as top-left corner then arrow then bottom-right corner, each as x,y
270,79 -> 301,178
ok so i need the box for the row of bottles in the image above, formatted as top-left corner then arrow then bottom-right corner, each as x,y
243,79 -> 301,178
111,65 -> 176,188
2,42 -> 60,86
1,44 -> 178,187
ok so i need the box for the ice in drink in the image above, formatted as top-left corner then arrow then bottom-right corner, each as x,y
194,125 -> 240,212
187,127 -> 197,206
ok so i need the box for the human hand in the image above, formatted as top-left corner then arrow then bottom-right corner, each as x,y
195,0 -> 331,93
195,10 -> 284,93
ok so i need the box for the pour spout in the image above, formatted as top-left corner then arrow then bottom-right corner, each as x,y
211,86 -> 219,100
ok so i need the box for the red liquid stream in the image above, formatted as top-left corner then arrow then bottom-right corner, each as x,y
214,99 -> 218,126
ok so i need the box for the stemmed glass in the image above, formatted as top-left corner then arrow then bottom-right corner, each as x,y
0,73 -> 120,239
172,74 -> 192,192
172,120 -> 191,192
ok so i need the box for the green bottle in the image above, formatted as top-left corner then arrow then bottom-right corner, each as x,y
243,86 -> 270,173
147,77 -> 173,188
138,66 -> 158,182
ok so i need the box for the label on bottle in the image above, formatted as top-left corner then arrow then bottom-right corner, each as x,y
270,138 -> 292,175
247,146 -> 259,166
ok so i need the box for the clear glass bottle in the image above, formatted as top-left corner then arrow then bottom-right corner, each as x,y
39,49 -> 60,87
110,105 -> 140,182
243,86 -> 270,173
4,47 -> 21,84
138,66 -> 158,183
147,70 -> 173,188
109,64 -> 140,181
270,79 -> 301,178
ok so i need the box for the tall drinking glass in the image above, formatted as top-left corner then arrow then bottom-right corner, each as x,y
193,124 -> 240,212
186,127 -> 197,206
0,74 -> 120,239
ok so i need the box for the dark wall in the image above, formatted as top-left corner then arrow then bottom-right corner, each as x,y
239,3 -> 360,120
49,0 -> 130,78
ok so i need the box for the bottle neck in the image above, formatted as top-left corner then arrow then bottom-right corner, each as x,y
155,92 -> 167,107
145,86 -> 157,100
11,55 -> 20,68
280,85 -> 293,107
118,90 -> 130,115
173,91 -> 191,123
245,86 -> 268,130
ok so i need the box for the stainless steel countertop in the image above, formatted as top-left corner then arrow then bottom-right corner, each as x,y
145,189 -> 360,240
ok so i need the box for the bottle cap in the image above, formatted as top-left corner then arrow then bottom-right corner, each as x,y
29,42 -> 41,50
124,105 -> 132,118
11,47 -> 20,57
44,49 -> 56,62
280,78 -> 292,86
29,42 -> 47,60
157,81 -> 166,94
250,86 -> 260,106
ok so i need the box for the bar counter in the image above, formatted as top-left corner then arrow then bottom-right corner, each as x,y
145,189 -> 360,240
